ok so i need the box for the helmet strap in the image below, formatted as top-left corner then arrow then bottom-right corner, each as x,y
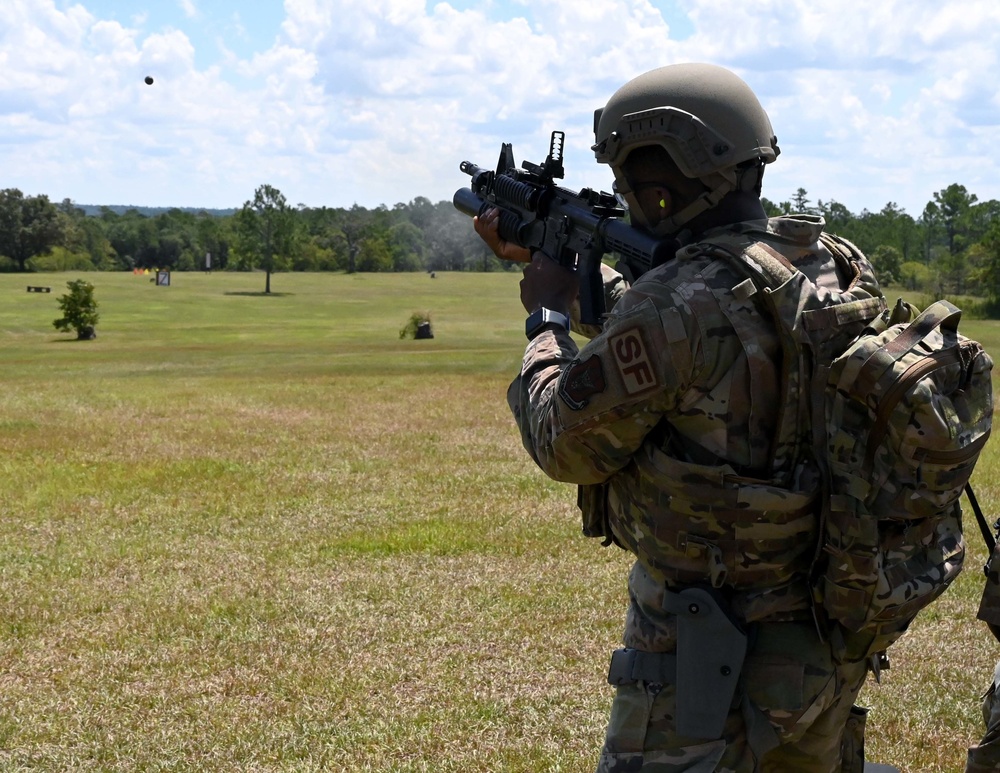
651,179 -> 734,237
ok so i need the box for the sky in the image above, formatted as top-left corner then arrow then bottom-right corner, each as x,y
2,0 -> 999,218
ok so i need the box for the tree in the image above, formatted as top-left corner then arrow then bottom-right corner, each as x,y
790,188 -> 814,214
838,202 -> 920,262
53,279 -> 99,339
869,245 -> 902,285
424,200 -> 485,271
196,214 -> 229,270
0,189 -> 63,271
816,199 -> 854,231
403,196 -> 436,231
340,204 -> 374,274
976,219 -> 1000,311
356,236 -> 393,272
235,184 -> 296,293
898,261 -> 935,292
386,222 -> 426,271
48,199 -> 118,270
760,197 -> 783,217
933,183 -> 977,256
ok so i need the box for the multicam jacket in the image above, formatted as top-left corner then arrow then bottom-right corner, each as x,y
508,215 -> 882,651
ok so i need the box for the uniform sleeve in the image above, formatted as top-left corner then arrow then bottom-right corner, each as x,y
507,287 -> 700,485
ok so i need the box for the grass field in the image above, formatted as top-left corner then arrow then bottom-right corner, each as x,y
2,270 -> 999,772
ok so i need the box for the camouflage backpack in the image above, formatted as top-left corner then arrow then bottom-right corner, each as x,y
709,231 -> 994,661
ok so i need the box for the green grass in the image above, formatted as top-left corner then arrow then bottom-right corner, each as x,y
1,271 -> 999,772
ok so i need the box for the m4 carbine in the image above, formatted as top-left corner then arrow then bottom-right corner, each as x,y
453,131 -> 674,326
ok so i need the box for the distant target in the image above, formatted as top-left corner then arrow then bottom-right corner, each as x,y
144,76 -> 154,85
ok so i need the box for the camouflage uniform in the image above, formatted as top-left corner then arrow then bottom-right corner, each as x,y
509,215 -> 874,772
967,543 -> 1000,772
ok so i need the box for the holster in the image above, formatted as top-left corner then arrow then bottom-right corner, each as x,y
578,483 -> 619,547
840,705 -> 867,773
663,587 -> 747,740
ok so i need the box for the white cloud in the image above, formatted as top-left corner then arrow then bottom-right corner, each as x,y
0,0 -> 998,216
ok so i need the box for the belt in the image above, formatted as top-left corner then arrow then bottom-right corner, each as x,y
607,648 -> 677,686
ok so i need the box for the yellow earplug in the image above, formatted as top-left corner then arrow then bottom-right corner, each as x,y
659,199 -> 667,209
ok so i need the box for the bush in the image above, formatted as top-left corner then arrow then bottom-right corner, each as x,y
399,311 -> 431,339
898,261 -> 936,292
29,247 -> 95,272
53,279 -> 100,339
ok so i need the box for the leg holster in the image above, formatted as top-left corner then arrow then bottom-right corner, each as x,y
662,587 -> 747,740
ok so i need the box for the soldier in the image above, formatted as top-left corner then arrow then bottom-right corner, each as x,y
475,63 -> 883,772
967,541 -> 1000,772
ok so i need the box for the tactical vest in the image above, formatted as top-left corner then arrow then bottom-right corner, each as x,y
586,222 -> 882,624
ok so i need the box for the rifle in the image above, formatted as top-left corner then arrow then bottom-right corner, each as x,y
453,131 -> 675,326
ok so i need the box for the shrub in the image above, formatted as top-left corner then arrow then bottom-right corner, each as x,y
53,279 -> 100,340
30,247 -> 95,272
399,311 -> 432,339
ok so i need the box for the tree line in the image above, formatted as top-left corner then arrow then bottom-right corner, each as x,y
3,182 -> 1000,311
0,186 -> 505,283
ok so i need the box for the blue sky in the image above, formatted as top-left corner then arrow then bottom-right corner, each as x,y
63,0 -> 286,71
4,0 -> 1000,218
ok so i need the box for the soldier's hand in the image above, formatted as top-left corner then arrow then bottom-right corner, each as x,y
473,207 -> 531,263
519,251 -> 579,315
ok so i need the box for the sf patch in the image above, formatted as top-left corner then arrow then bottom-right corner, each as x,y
559,354 -> 606,410
610,327 -> 659,396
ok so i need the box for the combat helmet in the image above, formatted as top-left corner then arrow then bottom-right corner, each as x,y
593,63 -> 779,235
